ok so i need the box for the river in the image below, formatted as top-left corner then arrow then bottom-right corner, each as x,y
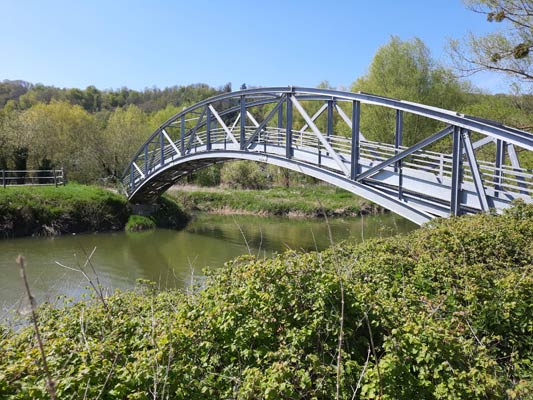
0,213 -> 416,317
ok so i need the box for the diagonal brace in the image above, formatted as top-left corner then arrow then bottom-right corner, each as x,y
161,128 -> 181,156
185,107 -> 206,152
208,105 -> 239,145
291,95 -> 350,176
298,103 -> 328,133
246,111 -> 260,127
132,161 -> 145,179
462,129 -> 489,211
356,125 -> 454,181
506,143 -> 527,192
335,103 -> 367,141
243,95 -> 286,148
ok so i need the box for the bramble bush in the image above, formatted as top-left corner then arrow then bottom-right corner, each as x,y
0,202 -> 531,399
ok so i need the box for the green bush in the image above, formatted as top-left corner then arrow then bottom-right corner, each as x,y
193,165 -> 222,187
125,215 -> 156,232
220,160 -> 268,189
0,203 -> 531,398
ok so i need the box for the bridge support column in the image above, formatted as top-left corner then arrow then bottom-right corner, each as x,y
240,96 -> 246,149
494,139 -> 505,197
350,100 -> 360,180
160,131 -> 165,166
180,116 -> 185,154
206,106 -> 212,151
130,165 -> 134,192
327,100 -> 334,138
144,145 -> 149,177
395,110 -> 403,198
278,105 -> 283,145
450,126 -> 463,216
286,96 -> 293,159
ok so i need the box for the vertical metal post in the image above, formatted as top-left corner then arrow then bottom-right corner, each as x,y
286,96 -> 293,159
350,101 -> 361,180
278,104 -> 283,145
160,131 -> 165,166
327,100 -> 334,138
494,139 -> 505,197
130,165 -> 134,191
394,110 -> 403,170
61,167 -> 65,185
240,95 -> 246,149
395,110 -> 403,198
180,115 -> 185,154
2,170 -> 5,188
144,145 -> 149,177
53,169 -> 57,187
450,126 -> 463,216
206,106 -> 212,151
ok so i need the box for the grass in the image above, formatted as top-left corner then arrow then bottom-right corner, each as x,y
0,184 -> 189,238
170,184 -> 383,217
0,183 -> 129,237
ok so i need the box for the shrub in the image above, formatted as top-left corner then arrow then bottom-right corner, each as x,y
220,160 -> 268,189
125,215 -> 156,232
0,203 -> 531,398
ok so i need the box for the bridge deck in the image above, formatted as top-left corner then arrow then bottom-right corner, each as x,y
122,88 -> 533,225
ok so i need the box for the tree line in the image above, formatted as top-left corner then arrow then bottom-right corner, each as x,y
1,0 -> 532,186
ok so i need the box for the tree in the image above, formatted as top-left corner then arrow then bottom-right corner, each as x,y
351,36 -> 469,145
99,105 -> 150,180
15,102 -> 99,182
449,0 -> 533,88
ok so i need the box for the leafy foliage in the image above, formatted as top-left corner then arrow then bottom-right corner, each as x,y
125,215 -> 156,232
449,0 -> 533,89
220,161 -> 269,190
1,203 -> 531,398
351,37 -> 470,146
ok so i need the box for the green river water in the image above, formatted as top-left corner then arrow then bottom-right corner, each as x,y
0,213 -> 416,317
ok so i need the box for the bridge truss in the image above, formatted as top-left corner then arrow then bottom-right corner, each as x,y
122,87 -> 533,225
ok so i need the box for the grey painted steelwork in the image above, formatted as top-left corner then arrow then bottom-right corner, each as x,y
122,87 -> 533,225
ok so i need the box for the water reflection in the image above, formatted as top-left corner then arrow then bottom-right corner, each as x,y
0,213 -> 416,316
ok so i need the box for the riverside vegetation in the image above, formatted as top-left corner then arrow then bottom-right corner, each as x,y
169,184 -> 383,217
0,184 -> 188,238
0,182 -> 383,238
0,203 -> 531,399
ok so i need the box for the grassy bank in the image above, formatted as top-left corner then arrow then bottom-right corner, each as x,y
170,184 -> 383,217
0,184 -> 188,238
1,203 -> 531,398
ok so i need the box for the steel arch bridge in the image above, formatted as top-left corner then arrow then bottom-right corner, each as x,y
121,87 -> 533,225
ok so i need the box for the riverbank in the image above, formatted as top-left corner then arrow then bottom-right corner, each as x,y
1,203 -> 531,398
169,184 -> 383,217
0,184 -> 188,238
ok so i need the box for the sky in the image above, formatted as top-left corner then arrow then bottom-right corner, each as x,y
0,0 -> 509,93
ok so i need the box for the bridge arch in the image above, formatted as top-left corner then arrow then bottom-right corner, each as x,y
122,87 -> 533,225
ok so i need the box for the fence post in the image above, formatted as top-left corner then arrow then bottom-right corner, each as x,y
2,170 -> 5,188
53,169 -> 57,187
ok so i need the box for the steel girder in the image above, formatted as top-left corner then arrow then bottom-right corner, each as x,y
122,87 -> 533,225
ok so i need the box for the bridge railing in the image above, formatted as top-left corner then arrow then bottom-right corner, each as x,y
122,87 -> 533,222
125,122 -> 532,201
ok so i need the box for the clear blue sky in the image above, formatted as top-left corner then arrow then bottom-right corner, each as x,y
0,0 -> 506,92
